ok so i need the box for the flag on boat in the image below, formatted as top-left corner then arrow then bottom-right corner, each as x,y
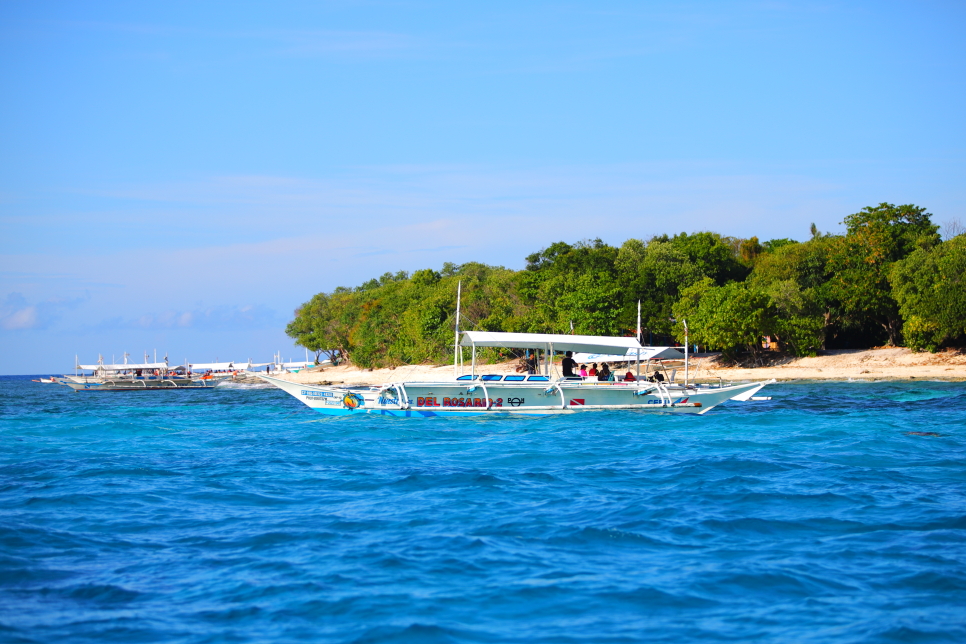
570,399 -> 585,406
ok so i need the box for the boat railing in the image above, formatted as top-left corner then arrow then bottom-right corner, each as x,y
656,382 -> 671,405
542,382 -> 565,408
396,383 -> 411,410
464,380 -> 493,409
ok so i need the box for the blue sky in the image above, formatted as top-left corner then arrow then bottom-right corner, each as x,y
1,1 -> 964,374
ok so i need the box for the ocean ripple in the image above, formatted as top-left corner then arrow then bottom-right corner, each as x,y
1,376 -> 964,643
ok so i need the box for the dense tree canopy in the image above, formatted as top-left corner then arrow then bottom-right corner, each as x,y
287,203 -> 964,368
890,235 -> 966,352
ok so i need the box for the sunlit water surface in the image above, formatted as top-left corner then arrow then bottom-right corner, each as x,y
1,376 -> 964,643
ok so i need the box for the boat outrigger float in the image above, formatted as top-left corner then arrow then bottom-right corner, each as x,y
259,331 -> 774,417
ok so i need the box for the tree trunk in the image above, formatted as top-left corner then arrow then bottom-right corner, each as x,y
882,316 -> 903,347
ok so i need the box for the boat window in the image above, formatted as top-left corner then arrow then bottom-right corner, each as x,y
504,375 -> 525,382
481,375 -> 502,381
527,376 -> 550,382
456,375 -> 478,381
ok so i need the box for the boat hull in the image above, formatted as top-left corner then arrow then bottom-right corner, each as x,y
260,375 -> 773,417
59,376 -> 221,391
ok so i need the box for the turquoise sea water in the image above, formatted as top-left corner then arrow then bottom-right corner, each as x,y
1,375 -> 964,643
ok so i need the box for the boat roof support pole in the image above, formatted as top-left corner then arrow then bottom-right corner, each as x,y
471,341 -> 477,378
454,280 -> 461,378
636,300 -> 642,380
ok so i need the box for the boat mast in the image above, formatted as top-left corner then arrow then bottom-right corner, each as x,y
636,300 -> 641,380
454,280 -> 462,378
683,319 -> 689,388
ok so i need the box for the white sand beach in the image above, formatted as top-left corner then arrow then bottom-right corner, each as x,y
271,347 -> 966,386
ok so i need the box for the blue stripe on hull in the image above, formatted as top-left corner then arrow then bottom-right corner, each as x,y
312,407 -> 544,418
309,407 -> 550,418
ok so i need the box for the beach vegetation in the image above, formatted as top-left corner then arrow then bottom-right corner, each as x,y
673,280 -> 777,363
286,203 -> 964,367
890,235 -> 966,351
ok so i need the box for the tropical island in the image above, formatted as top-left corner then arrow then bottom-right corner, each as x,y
284,203 -> 965,382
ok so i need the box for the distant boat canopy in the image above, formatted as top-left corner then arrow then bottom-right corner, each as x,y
77,362 -> 169,371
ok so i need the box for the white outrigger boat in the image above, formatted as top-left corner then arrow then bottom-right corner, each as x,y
259,331 -> 774,417
57,358 -> 224,392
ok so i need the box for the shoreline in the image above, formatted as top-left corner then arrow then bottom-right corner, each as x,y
272,347 -> 966,386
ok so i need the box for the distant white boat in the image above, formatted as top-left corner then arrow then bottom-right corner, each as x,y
59,357 -> 222,391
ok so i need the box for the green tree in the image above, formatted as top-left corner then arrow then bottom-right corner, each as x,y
749,236 -> 837,352
826,203 -> 940,345
673,280 -> 776,363
764,279 -> 825,356
519,239 -> 621,334
739,236 -> 763,265
761,238 -> 798,253
890,235 -> 966,351
663,231 -> 749,285
615,238 -> 704,338
286,290 -> 362,363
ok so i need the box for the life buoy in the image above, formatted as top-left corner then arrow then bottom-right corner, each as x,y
343,393 -> 364,409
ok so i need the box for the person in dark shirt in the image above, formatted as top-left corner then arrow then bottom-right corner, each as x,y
561,351 -> 578,378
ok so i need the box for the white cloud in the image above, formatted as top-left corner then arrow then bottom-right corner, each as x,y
3,304 -> 38,330
0,292 -> 88,331
92,303 -> 282,332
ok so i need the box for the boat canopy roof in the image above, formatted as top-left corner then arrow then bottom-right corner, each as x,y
572,347 -> 685,363
188,361 -> 246,370
460,331 -> 642,354
77,362 -> 168,370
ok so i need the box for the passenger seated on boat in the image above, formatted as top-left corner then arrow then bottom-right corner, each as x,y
562,351 -> 579,379
623,371 -> 636,382
597,363 -> 612,382
651,371 -> 665,383
589,363 -> 598,377
579,365 -> 588,377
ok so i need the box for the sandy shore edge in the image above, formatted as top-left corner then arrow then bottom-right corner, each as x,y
270,347 -> 966,386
